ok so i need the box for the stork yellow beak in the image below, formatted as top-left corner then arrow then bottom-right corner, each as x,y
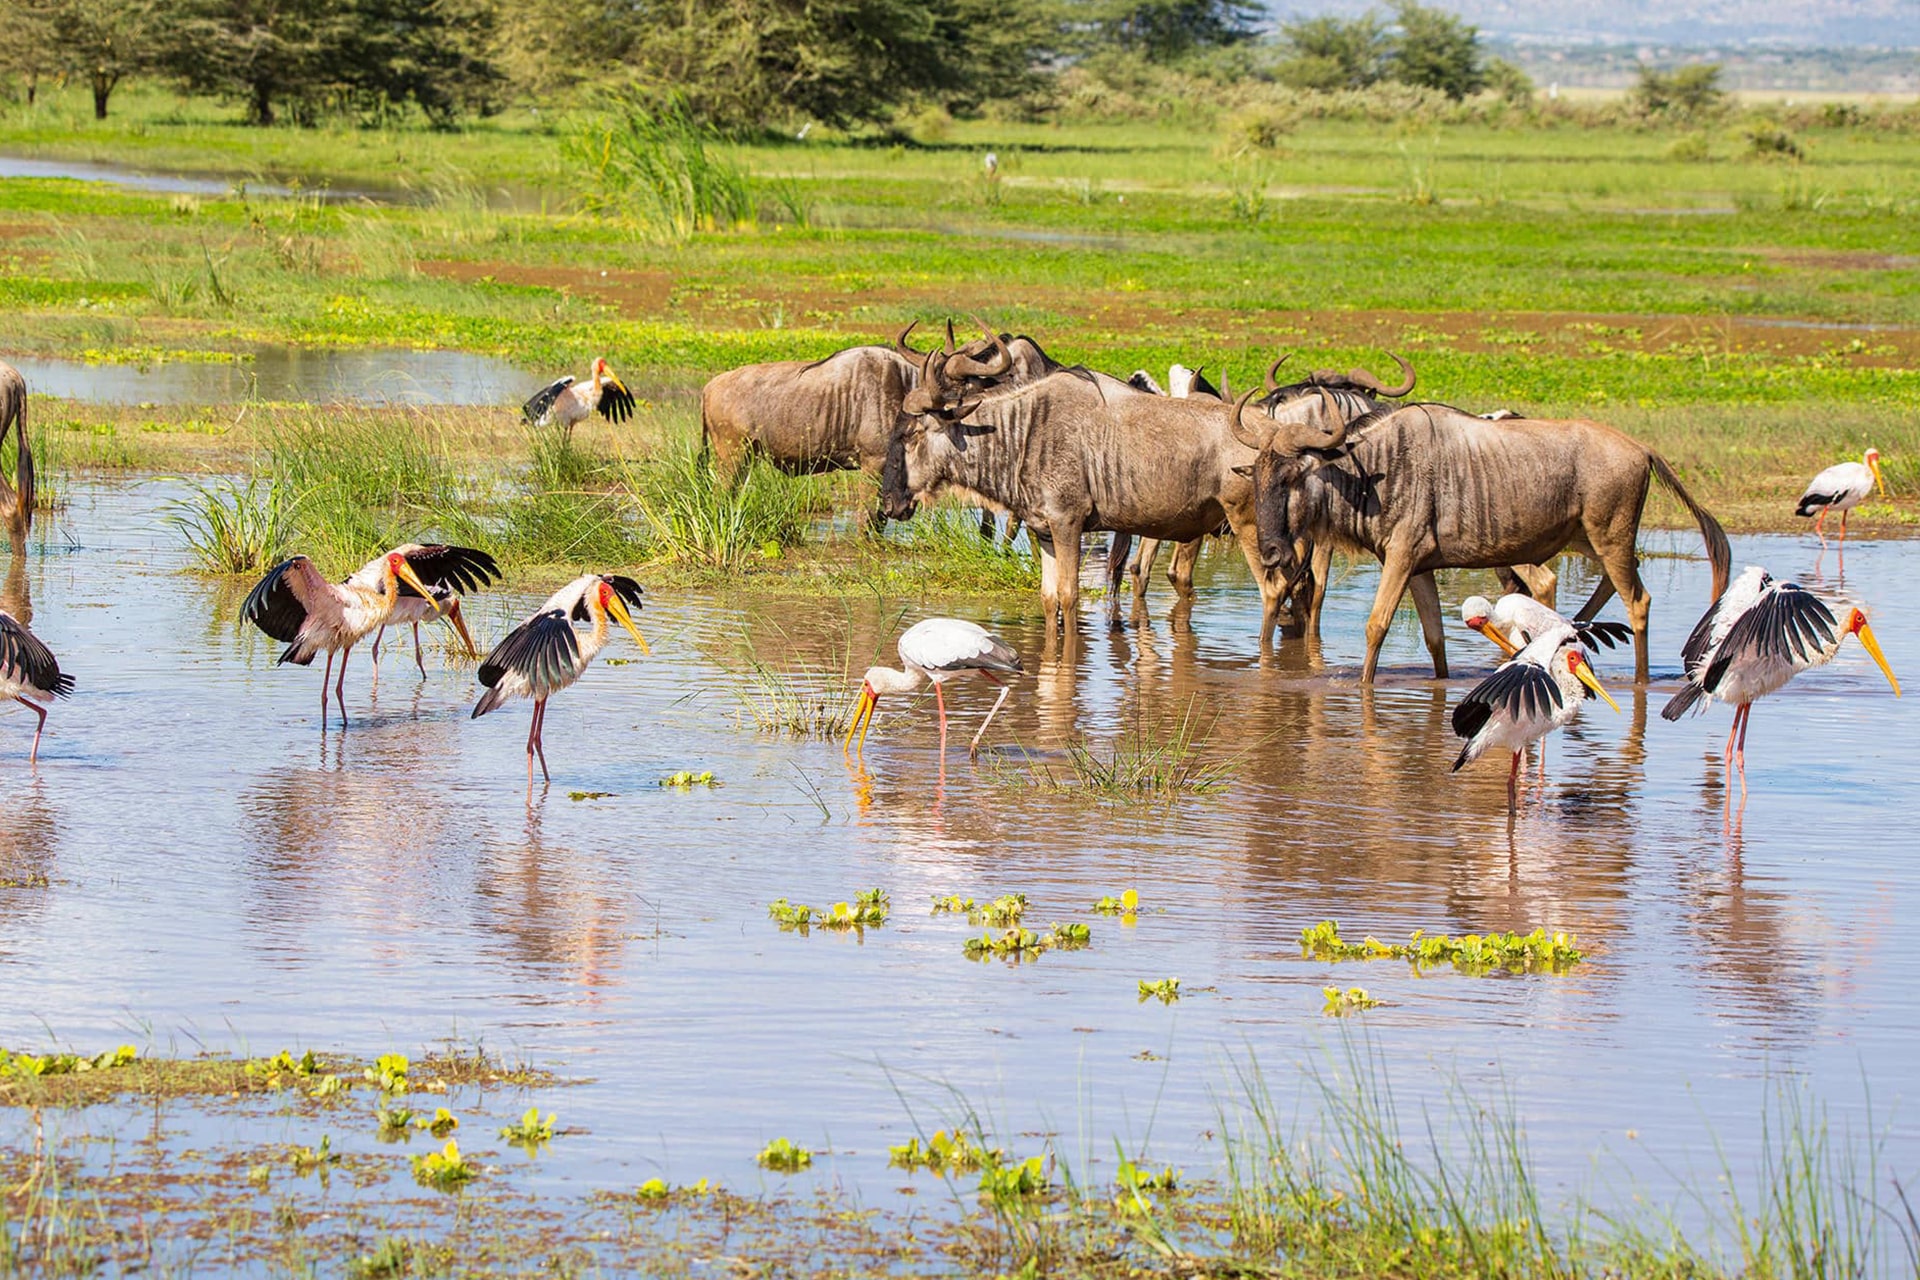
844,686 -> 876,754
1872,460 -> 1888,497
1572,657 -> 1621,713
394,561 -> 441,613
1854,620 -> 1901,696
1473,620 -> 1520,657
605,592 -> 650,655
444,600 -> 479,658
609,373 -> 631,397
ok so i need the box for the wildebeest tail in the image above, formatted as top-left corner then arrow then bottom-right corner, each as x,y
1660,682 -> 1705,722
1650,451 -> 1731,600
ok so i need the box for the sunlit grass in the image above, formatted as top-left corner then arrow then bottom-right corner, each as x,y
163,475 -> 298,574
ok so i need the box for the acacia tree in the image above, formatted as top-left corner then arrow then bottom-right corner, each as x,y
6,0 -> 155,117
1082,0 -> 1261,62
0,0 -> 57,105
1276,13 -> 1387,91
1384,0 -> 1484,100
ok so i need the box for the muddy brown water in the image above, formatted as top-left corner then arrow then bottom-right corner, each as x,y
1,479 -> 1915,1236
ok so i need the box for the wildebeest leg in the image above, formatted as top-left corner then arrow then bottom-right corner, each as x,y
1228,522 -> 1285,648
1035,533 -> 1061,635
1360,549 -> 1419,684
1408,573 -> 1449,679
1307,542 -> 1333,637
1510,563 -> 1558,609
1128,537 -> 1159,618
1594,544 -> 1653,683
1168,539 -> 1200,597
1104,533 -> 1131,628
1053,523 -> 1085,631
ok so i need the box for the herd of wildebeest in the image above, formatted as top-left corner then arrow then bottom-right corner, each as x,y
700,320 -> 1732,682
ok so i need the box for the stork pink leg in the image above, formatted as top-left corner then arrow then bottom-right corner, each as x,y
529,698 -> 552,783
1507,752 -> 1521,813
1733,702 -> 1752,799
935,683 -> 949,753
18,697 -> 48,764
335,643 -> 353,726
321,651 -> 335,727
413,623 -> 427,678
970,670 -> 1010,760
1813,507 -> 1829,549
372,625 -> 385,675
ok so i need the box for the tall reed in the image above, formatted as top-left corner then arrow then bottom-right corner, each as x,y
567,93 -> 756,243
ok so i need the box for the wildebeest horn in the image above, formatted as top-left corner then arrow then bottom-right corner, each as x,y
1264,353 -> 1291,395
943,318 -> 956,356
1219,371 -> 1232,402
945,317 -> 1012,378
1345,352 -> 1416,398
1229,387 -> 1276,453
894,320 -> 923,358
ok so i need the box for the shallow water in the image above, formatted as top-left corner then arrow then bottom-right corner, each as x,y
0,153 -> 398,202
5,347 -> 538,406
1,480 -> 1915,1241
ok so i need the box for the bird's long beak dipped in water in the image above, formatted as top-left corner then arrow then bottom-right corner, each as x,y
605,592 -> 650,655
1569,651 -> 1621,712
1847,611 -> 1901,695
844,684 -> 876,754
444,599 -> 480,658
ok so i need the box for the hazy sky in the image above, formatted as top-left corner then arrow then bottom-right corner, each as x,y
1264,0 -> 1920,46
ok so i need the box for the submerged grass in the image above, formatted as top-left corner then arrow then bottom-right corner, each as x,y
992,701 -> 1243,801
163,474 -> 298,573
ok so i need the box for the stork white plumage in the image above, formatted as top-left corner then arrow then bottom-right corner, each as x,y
1450,623 -> 1620,812
1460,594 -> 1633,661
342,544 -> 500,681
521,358 -> 636,437
0,610 -> 72,762
1661,565 -> 1900,799
242,549 -> 445,727
1796,448 -> 1885,552
845,617 -> 1023,759
471,574 -> 648,785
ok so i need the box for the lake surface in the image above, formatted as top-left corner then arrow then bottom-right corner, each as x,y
0,153 -> 398,202
1,480 -> 1914,1257
4,347 -> 538,406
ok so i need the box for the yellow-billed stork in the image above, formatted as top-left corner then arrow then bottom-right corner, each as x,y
1460,594 -> 1633,661
1796,448 -> 1885,552
242,547 -> 450,727
1451,623 -> 1620,812
522,358 -> 635,436
1,610 -> 71,762
845,617 -> 1023,759
1661,566 -> 1900,798
342,544 -> 500,680
471,574 -> 648,785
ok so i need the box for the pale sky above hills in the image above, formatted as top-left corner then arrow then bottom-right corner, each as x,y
1265,0 -> 1920,46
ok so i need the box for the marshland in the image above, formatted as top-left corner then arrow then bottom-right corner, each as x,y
4,15 -> 1920,1275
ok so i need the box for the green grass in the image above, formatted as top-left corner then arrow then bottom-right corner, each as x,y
991,702 -> 1244,800
163,474 -> 297,573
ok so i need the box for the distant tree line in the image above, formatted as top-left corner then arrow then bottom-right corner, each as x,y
0,0 -> 1543,131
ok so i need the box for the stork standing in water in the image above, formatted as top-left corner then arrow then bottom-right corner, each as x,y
242,548 -> 448,727
0,611 -> 71,762
1661,566 -> 1900,800
1796,448 -> 1885,555
1460,594 -> 1633,661
471,575 -> 648,786
845,617 -> 1022,759
522,358 -> 636,438
342,544 -> 501,681
1451,623 -> 1620,812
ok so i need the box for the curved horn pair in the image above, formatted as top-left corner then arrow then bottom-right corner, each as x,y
1342,352 -> 1416,398
1233,386 -> 1347,454
945,317 -> 1011,379
1230,387 -> 1275,453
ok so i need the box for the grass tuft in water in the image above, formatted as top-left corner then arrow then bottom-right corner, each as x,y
991,702 -> 1240,801
629,444 -> 806,571
164,475 -> 298,574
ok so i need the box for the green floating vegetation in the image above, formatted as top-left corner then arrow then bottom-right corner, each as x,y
411,1139 -> 476,1190
755,1137 -> 813,1173
0,1044 -> 137,1079
1138,978 -> 1182,1004
768,888 -> 889,934
1323,986 -> 1383,1016
976,1154 -> 1048,1201
889,1129 -> 1002,1174
363,1052 -> 409,1094
658,770 -> 717,788
930,892 -> 1031,927
499,1107 -> 558,1151
416,1107 -> 459,1138
1299,920 -> 1585,975
1091,889 -> 1139,917
963,921 -> 1090,963
634,1176 -> 711,1203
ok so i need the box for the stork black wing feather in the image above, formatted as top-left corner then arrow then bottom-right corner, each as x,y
241,558 -> 309,643
598,381 -> 636,424
1704,584 -> 1835,693
522,376 -> 574,424
400,545 -> 501,595
1452,661 -> 1562,740
478,610 -> 578,692
605,575 -> 645,611
1575,620 -> 1634,650
0,613 -> 69,698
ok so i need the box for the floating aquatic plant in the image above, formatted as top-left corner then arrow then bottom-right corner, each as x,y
288,1135 -> 339,1176
756,1137 -> 813,1172
412,1138 -> 476,1190
415,1107 -> 459,1138
973,894 -> 1027,927
770,889 -> 887,933
965,928 -> 1045,960
246,1049 -> 322,1084
890,1129 -> 1003,1173
1322,986 -> 1382,1016
1092,889 -> 1139,917
1048,922 -> 1091,949
500,1107 -> 558,1150
1300,920 -> 1584,975
978,1154 -> 1048,1200
636,1176 -> 711,1202
1138,978 -> 1181,1004
364,1052 -> 409,1094
375,1105 -> 416,1136
930,894 -> 976,915
659,770 -> 717,788
0,1045 -> 137,1079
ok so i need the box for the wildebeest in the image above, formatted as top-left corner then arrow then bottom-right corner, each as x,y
884,353 -> 1347,638
1,361 -> 32,545
1239,398 -> 1731,682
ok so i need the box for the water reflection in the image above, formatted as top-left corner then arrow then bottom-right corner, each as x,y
7,347 -> 536,407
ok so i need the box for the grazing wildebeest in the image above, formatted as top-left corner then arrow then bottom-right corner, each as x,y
1,361 -> 32,545
885,347 -> 1346,638
1240,398 -> 1731,682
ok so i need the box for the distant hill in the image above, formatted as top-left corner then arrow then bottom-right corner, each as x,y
1266,1 -> 1920,47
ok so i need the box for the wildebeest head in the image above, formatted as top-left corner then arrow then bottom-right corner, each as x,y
1228,387 -> 1349,575
897,319 -> 1013,418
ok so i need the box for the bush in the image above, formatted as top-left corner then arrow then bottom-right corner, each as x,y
1744,121 -> 1805,161
1665,133 -> 1711,162
566,91 -> 756,243
1223,102 -> 1297,153
1631,63 -> 1726,123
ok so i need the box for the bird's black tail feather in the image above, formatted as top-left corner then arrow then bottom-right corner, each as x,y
1660,684 -> 1705,722
472,686 -> 505,719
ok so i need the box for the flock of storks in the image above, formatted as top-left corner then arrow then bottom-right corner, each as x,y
0,352 -> 1903,810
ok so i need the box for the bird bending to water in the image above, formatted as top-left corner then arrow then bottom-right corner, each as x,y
1451,624 -> 1620,812
522,358 -> 636,435
1460,594 -> 1633,661
342,544 -> 500,680
0,610 -> 71,762
1796,448 -> 1884,553
845,617 -> 1023,759
472,575 -> 648,785
242,548 -> 447,727
1661,566 -> 1900,799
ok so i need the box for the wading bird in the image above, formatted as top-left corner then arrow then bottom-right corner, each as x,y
0,610 -> 71,762
242,549 -> 449,727
1661,566 -> 1900,799
1796,447 -> 1886,553
522,358 -> 636,436
845,617 -> 1023,759
471,575 -> 648,785
342,544 -> 501,680
1460,594 -> 1633,661
1451,624 -> 1620,812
